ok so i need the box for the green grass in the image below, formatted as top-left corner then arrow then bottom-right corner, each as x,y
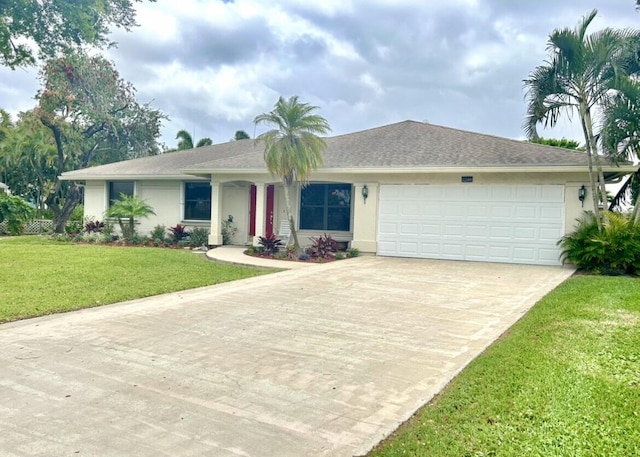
368,275 -> 640,457
0,236 -> 274,323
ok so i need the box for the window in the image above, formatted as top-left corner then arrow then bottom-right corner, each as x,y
300,183 -> 351,231
184,182 -> 211,220
108,181 -> 134,207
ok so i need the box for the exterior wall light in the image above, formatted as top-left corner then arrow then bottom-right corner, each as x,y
362,184 -> 369,203
578,185 -> 586,207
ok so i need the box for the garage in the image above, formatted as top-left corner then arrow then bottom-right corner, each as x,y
377,185 -> 565,265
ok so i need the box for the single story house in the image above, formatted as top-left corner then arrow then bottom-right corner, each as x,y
61,120 -> 636,266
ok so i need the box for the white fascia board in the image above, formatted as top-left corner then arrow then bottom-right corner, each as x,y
59,174 -> 209,181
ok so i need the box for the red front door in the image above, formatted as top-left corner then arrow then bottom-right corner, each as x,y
265,185 -> 275,236
249,185 -> 257,236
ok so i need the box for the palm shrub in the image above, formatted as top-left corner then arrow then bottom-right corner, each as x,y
559,211 -> 640,274
105,194 -> 155,240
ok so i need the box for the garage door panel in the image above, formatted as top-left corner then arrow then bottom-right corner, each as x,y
422,224 -> 441,236
443,224 -> 464,237
490,226 -> 511,239
443,205 -> 467,217
540,207 -> 563,220
542,186 -> 565,202
466,224 -> 488,238
513,227 -> 537,240
420,242 -> 441,255
399,203 -> 420,216
400,223 -> 419,235
378,185 -> 564,266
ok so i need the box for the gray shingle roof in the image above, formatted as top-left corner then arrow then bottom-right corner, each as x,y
62,120 -> 627,180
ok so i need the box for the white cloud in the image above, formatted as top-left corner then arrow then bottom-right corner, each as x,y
1,0 -> 638,148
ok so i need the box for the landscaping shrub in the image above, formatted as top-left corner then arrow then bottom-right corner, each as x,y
168,223 -> 190,243
84,220 -> 104,233
257,233 -> 284,255
559,211 -> 640,275
348,247 -> 360,258
308,233 -> 338,258
150,224 -> 166,242
222,217 -> 237,245
0,193 -> 34,235
189,227 -> 209,247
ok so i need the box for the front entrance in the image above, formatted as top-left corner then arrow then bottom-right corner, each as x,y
249,184 -> 275,238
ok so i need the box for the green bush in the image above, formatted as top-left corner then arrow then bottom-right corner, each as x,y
559,211 -> 640,275
0,193 -> 35,235
150,224 -> 166,241
189,227 -> 209,247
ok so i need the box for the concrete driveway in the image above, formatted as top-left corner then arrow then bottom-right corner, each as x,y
0,257 -> 574,457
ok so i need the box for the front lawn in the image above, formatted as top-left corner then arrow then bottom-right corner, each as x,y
0,236 -> 273,323
368,275 -> 640,457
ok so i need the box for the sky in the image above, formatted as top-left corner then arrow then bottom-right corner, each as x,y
1,0 -> 639,149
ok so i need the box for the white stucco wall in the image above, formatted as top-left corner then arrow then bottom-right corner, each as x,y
83,181 -> 107,221
221,183 -> 250,245
81,171 -> 600,251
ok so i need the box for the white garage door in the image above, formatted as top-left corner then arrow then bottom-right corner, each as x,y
377,185 -> 564,265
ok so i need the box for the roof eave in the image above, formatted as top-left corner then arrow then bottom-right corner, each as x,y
59,173 -> 209,181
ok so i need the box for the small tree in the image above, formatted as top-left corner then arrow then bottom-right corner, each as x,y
0,193 -> 35,235
105,194 -> 155,240
254,96 -> 331,253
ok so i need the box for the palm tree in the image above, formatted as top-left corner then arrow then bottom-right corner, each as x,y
523,9 -> 640,229
175,129 -> 212,150
254,96 -> 331,252
105,194 -> 155,240
601,76 -> 640,219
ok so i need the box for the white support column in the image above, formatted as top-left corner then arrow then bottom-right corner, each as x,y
351,182 -> 378,253
252,182 -> 266,246
208,180 -> 223,245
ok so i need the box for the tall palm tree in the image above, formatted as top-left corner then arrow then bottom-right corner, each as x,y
601,76 -> 640,218
175,129 -> 212,150
254,96 -> 331,252
523,9 -> 640,229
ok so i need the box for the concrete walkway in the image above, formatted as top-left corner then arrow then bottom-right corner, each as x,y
0,257 -> 574,456
206,245 -> 317,269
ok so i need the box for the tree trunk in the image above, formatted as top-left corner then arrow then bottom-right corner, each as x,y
579,104 -> 603,230
49,183 -> 82,233
282,183 -> 301,252
583,108 -> 609,226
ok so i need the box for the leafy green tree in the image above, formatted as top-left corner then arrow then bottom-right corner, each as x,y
105,194 -> 155,240
524,9 -> 640,229
0,193 -> 34,235
234,130 -> 250,140
0,0 -> 153,69
34,51 -> 164,232
530,137 -> 582,150
175,130 -> 212,150
0,111 -> 57,212
254,96 -> 331,252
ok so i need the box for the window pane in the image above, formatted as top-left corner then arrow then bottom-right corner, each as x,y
327,207 -> 350,231
301,184 -> 325,206
328,185 -> 351,207
108,181 -> 134,206
299,183 -> 352,231
185,182 -> 211,220
300,206 -> 325,230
